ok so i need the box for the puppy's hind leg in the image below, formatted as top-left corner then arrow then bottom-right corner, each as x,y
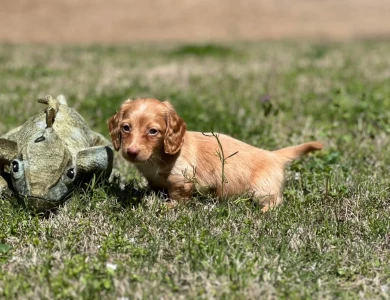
251,169 -> 285,212
257,194 -> 282,212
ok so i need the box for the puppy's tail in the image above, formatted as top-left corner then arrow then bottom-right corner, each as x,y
273,141 -> 323,162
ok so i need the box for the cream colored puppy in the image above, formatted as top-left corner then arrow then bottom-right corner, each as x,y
108,98 -> 323,211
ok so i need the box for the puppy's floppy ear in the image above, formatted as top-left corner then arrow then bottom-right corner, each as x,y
108,112 -> 122,151
163,101 -> 187,155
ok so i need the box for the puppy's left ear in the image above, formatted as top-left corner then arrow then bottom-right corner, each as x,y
108,112 -> 122,151
163,102 -> 187,155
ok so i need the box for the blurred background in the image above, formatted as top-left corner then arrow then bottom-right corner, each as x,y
1,0 -> 389,43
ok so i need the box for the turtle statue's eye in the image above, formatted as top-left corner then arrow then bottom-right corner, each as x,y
66,168 -> 75,179
12,161 -> 19,173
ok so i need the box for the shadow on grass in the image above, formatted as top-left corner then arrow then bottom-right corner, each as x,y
108,179 -> 148,209
1,176 -> 149,218
168,43 -> 236,58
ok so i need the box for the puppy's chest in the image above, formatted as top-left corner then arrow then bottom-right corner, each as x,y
136,165 -> 169,188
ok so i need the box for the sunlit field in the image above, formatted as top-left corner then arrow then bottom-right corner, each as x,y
1,41 -> 390,299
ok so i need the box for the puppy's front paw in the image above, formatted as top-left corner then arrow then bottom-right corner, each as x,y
163,200 -> 178,209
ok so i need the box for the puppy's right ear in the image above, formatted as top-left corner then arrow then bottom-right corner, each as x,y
108,113 -> 122,151
163,101 -> 187,155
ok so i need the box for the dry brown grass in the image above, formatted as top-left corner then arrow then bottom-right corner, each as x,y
0,0 -> 389,44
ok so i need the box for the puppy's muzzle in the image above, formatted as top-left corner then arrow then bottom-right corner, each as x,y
126,146 -> 140,161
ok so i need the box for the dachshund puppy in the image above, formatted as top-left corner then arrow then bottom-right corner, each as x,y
108,98 -> 323,211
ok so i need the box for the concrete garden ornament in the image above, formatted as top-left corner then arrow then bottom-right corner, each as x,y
0,95 -> 114,212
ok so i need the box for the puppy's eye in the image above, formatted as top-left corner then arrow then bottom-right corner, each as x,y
122,124 -> 131,133
148,128 -> 158,136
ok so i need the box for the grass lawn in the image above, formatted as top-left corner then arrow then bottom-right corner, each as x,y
0,41 -> 390,299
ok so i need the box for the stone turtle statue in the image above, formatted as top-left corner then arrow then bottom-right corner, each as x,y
0,95 -> 114,212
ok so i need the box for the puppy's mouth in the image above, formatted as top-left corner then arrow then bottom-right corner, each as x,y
125,155 -> 150,164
